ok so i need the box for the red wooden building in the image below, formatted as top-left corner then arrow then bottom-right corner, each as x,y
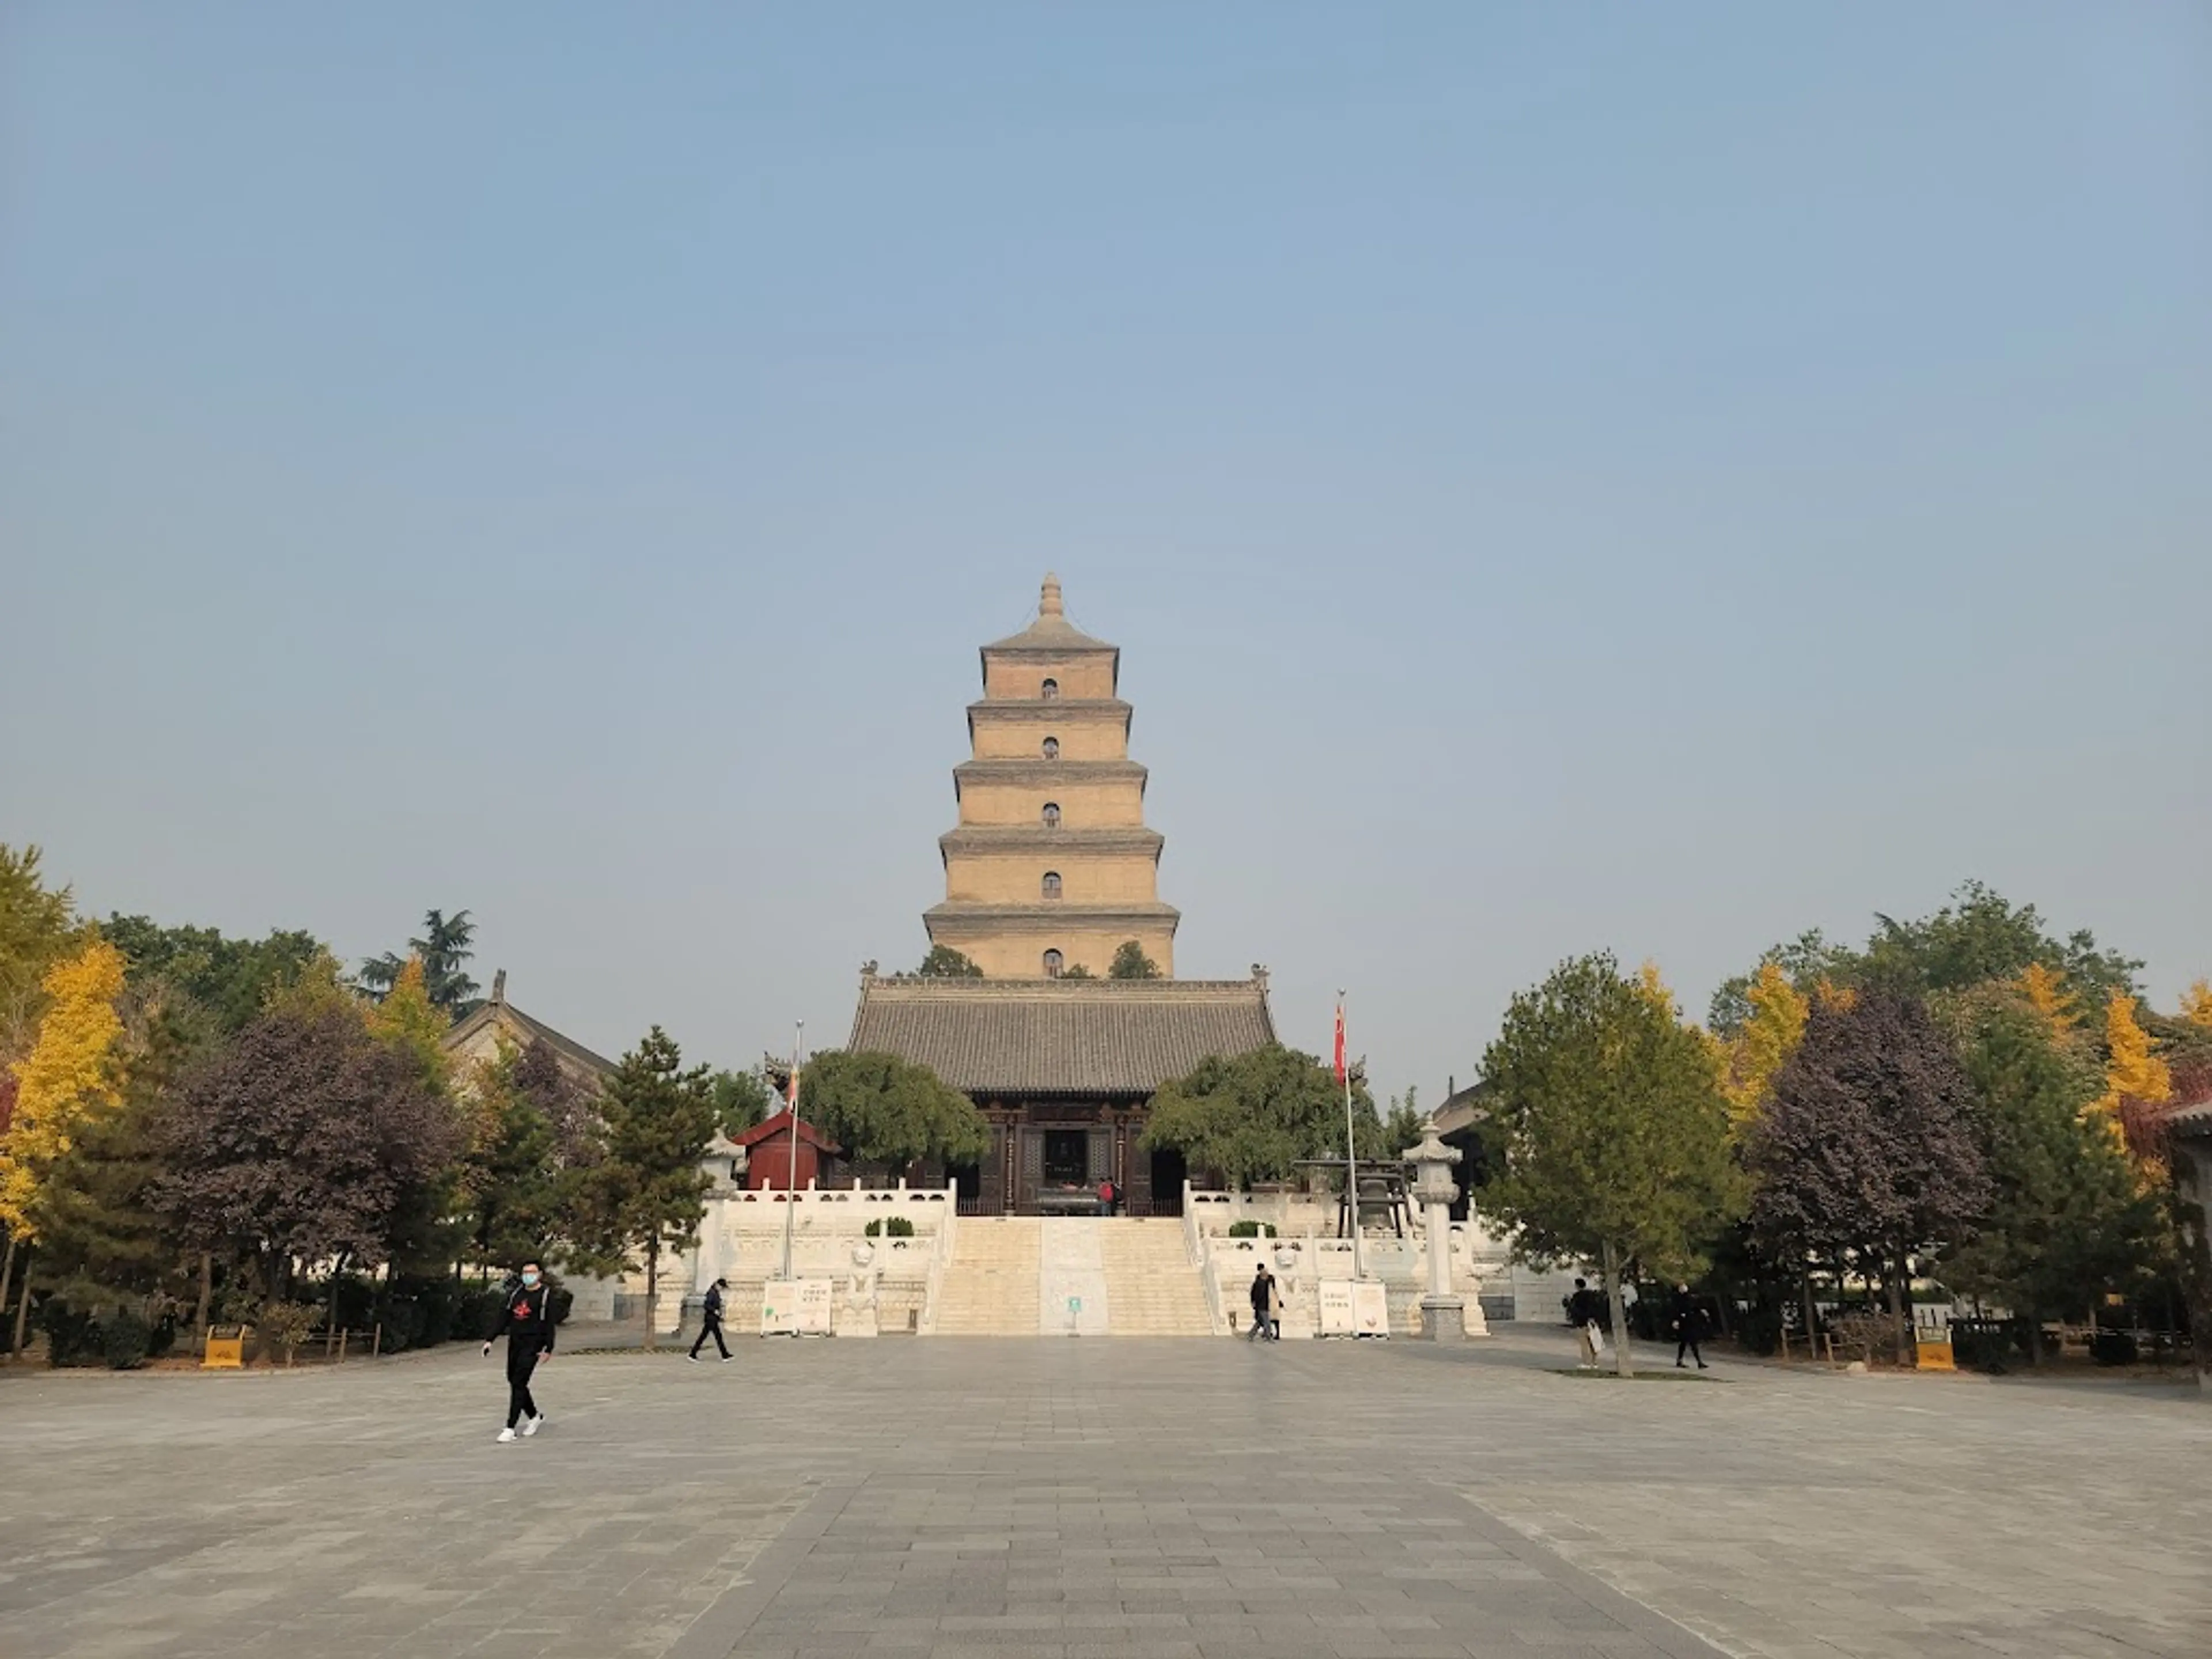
737,1109 -> 842,1191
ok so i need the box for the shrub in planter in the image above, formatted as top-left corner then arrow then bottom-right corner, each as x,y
454,1287 -> 506,1343
396,1278 -> 462,1347
865,1217 -> 916,1238
1825,1310 -> 1904,1366
306,1274 -> 377,1332
1226,1221 -> 1276,1238
255,1300 -> 318,1366
377,1296 -> 427,1353
103,1310 -> 152,1370
39,1300 -> 101,1368
2090,1328 -> 2138,1366
1732,1303 -> 1784,1356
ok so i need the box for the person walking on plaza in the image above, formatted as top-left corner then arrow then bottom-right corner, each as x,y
1567,1277 -> 1604,1369
690,1277 -> 730,1362
1671,1282 -> 1709,1369
1097,1177 -> 1117,1217
1266,1264 -> 1283,1340
482,1262 -> 555,1442
1247,1263 -> 1275,1342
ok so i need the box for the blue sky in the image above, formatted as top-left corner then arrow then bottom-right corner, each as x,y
6,3 -> 2208,1101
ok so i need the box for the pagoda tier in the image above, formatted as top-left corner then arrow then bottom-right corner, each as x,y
923,575 -> 1178,980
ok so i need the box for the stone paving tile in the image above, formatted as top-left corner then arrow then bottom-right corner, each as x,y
2,1334 -> 2209,1657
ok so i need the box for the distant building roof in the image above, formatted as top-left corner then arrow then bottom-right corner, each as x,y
2168,1093 -> 2212,1140
847,972 -> 1277,1097
441,969 -> 617,1080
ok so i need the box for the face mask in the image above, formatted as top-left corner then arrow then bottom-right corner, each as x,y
521,1272 -> 540,1287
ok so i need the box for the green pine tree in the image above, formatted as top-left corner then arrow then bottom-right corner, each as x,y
574,1027 -> 715,1350
1943,991 -> 2164,1356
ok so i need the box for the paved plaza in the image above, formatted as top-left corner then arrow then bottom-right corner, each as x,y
2,1330 -> 2207,1659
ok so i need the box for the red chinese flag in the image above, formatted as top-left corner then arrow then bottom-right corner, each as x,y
1333,1003 -> 1347,1087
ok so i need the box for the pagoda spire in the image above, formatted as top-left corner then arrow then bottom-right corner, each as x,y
1039,572 -> 1063,619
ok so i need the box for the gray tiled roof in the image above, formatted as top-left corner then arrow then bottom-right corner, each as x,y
2168,1096 -> 2212,1139
442,999 -> 617,1080
847,975 -> 1276,1097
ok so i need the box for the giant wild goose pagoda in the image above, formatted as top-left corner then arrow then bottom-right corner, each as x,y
846,574 -> 1277,1215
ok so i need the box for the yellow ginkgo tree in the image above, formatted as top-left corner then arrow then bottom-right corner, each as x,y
2181,979 -> 2212,1031
1,939 -> 126,1356
1722,963 -> 1809,1133
2092,992 -> 2173,1179
2017,963 -> 2078,1038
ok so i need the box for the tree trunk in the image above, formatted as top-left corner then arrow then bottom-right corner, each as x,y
642,1240 -> 658,1352
324,1255 -> 346,1350
1885,1251 -> 1908,1366
194,1252 -> 212,1353
1601,1238 -> 1633,1378
1800,1271 -> 1817,1357
0,1235 -> 16,1361
10,1250 -> 31,1361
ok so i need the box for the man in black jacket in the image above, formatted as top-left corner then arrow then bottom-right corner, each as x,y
1567,1277 -> 1604,1369
1671,1282 -> 1709,1369
1247,1264 -> 1275,1342
689,1277 -> 730,1362
482,1263 -> 556,1442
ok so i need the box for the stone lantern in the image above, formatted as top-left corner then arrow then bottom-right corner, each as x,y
1404,1115 -> 1484,1340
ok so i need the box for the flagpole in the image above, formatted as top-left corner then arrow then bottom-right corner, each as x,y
780,1020 -> 803,1282
1339,991 -> 1362,1282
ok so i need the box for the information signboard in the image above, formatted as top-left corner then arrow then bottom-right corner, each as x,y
1317,1280 -> 1355,1336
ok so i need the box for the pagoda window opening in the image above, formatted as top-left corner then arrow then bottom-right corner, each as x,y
1044,949 -> 1064,978
1042,872 -> 1062,899
1041,736 -> 1059,760
1041,802 -> 1061,828
1040,678 -> 1059,700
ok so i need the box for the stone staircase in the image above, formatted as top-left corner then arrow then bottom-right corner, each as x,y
931,1216 -> 1211,1336
1096,1218 -> 1216,1335
933,1217 -> 1042,1334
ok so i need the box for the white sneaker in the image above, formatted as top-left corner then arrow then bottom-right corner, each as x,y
719,1355 -> 731,1362
522,1415 -> 544,1437
687,1353 -> 698,1363
497,1427 -> 517,1443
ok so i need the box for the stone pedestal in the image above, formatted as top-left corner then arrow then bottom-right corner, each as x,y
1419,1294 -> 1467,1341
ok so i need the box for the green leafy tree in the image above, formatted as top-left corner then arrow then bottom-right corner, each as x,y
1059,963 -> 1096,980
796,1050 -> 988,1173
573,1027 -> 715,1350
1475,953 -> 1742,1376
1,845 -> 79,1059
101,915 -> 324,1041
1141,1044 -> 1375,1190
1941,990 -> 2164,1352
1861,881 -> 2140,1009
1108,941 -> 1162,980
916,945 -> 983,979
709,1067 -> 773,1138
362,908 -> 482,1013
